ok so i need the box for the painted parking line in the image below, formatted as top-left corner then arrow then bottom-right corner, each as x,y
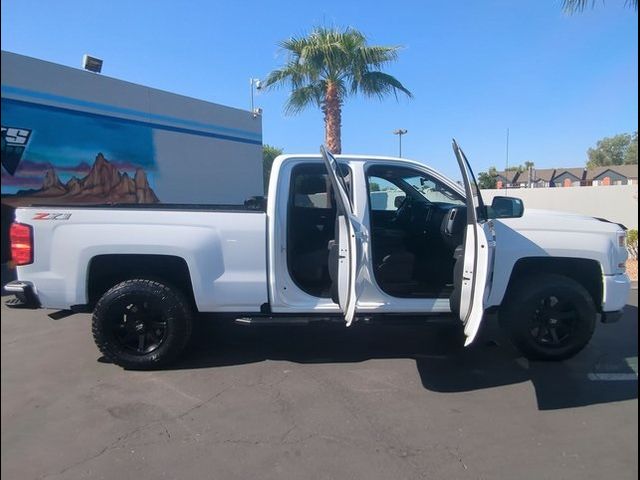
587,373 -> 638,381
625,356 -> 638,375
587,356 -> 638,381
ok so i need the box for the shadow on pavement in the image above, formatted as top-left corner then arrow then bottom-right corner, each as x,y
415,308 -> 638,410
144,303 -> 638,411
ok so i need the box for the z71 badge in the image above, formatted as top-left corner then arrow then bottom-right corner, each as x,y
33,213 -> 72,220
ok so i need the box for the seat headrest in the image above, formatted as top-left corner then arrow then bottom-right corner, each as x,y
297,175 -> 327,194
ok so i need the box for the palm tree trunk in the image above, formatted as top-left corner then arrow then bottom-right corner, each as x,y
323,81 -> 342,154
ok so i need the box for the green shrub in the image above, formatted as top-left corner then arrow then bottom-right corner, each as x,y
627,229 -> 638,259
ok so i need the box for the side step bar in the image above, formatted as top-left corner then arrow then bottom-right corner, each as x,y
234,314 -> 457,327
235,316 -> 345,326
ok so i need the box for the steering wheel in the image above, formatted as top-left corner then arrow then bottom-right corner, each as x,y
393,195 -> 414,226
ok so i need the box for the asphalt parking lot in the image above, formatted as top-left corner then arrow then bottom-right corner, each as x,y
1,290 -> 637,480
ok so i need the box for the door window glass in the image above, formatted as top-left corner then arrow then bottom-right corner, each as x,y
369,176 -> 404,211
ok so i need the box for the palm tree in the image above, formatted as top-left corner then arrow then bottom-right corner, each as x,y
263,27 -> 412,154
562,0 -> 637,13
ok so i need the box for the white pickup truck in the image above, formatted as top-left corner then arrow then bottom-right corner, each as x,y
6,142 -> 631,369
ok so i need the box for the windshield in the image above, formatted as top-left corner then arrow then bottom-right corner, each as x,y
402,173 -> 465,205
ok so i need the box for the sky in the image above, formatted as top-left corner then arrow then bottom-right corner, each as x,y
1,0 -> 637,179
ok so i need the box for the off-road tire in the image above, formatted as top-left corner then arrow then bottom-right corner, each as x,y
92,279 -> 193,370
499,274 -> 596,361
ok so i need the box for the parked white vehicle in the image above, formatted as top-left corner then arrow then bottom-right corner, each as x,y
6,142 -> 630,369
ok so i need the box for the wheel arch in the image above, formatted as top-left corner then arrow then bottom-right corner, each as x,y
86,254 -> 197,310
501,257 -> 603,312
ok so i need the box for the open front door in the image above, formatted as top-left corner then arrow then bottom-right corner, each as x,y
450,140 -> 492,346
320,145 -> 362,326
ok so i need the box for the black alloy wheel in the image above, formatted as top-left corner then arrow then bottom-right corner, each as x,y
500,274 -> 596,361
109,298 -> 168,355
92,279 -> 193,369
529,294 -> 578,348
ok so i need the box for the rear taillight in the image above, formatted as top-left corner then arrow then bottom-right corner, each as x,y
10,222 -> 33,266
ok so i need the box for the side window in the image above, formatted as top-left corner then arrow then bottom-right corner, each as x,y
369,176 -> 405,211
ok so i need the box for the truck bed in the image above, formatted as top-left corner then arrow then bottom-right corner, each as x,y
13,205 -> 269,312
26,201 -> 266,212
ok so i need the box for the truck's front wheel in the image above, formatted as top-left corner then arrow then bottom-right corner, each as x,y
92,279 -> 193,369
500,274 -> 596,361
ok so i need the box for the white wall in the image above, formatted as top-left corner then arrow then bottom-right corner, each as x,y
481,184 -> 638,229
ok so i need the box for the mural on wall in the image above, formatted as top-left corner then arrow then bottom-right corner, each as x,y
1,100 -> 159,207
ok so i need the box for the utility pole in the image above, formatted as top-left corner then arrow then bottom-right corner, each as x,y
505,128 -> 510,194
393,129 -> 408,157
250,78 -> 262,117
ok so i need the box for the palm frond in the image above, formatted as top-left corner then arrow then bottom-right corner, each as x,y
283,83 -> 324,115
562,0 -> 597,12
562,0 -> 637,12
357,71 -> 413,100
262,63 -> 303,90
358,46 -> 400,68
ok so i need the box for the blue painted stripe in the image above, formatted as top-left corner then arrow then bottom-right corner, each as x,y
1,85 -> 262,142
2,98 -> 263,146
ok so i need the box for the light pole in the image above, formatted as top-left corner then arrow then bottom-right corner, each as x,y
393,129 -> 408,157
250,78 -> 262,117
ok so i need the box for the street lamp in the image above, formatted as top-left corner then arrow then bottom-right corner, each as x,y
393,129 -> 408,157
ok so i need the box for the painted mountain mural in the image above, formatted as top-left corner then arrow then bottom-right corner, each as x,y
1,99 -> 159,208
4,153 -> 159,207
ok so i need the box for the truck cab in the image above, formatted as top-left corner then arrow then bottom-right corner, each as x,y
268,144 -> 491,345
7,142 -> 631,369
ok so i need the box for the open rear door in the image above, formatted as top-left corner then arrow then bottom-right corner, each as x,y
320,145 -> 362,326
450,140 -> 492,346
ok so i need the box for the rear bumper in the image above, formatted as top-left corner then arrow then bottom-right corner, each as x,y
4,281 -> 41,309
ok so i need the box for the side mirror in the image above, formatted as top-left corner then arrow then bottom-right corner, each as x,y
394,195 -> 406,208
488,196 -> 524,219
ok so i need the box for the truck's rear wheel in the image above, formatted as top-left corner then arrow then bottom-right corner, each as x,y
500,274 -> 596,361
92,279 -> 193,369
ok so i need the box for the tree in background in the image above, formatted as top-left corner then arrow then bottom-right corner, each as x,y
264,27 -> 412,154
523,161 -> 535,186
502,162 -> 535,174
263,144 -> 283,192
624,131 -> 638,165
627,229 -> 638,259
478,166 -> 498,189
587,131 -> 638,168
562,0 -> 637,13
